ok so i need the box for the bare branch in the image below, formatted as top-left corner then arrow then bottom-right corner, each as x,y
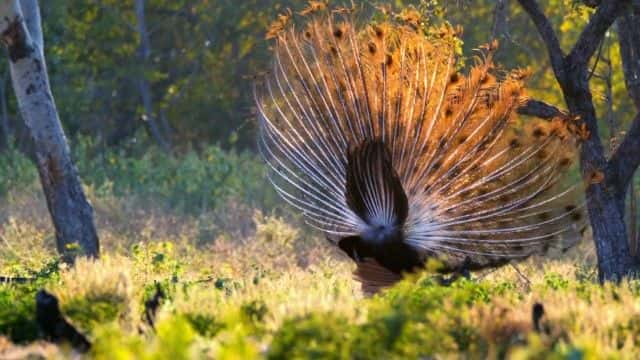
567,1 -> 628,68
516,98 -> 567,120
516,0 -> 565,78
609,113 -> 640,192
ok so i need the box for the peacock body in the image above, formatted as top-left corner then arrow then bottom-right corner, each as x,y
255,6 -> 585,293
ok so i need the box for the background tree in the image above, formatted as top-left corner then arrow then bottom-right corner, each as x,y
0,0 -> 99,259
515,0 -> 640,280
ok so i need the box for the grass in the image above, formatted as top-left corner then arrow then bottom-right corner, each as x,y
1,150 -> 640,359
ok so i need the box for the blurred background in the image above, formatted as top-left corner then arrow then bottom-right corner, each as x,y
0,0 -> 634,247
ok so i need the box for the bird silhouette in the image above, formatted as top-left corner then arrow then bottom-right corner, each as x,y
255,5 -> 585,294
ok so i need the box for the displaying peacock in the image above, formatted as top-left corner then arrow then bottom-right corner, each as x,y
255,5 -> 585,294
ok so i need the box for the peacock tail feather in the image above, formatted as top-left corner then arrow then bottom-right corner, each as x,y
255,5 -> 585,292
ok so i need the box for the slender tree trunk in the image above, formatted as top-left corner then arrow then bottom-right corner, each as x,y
491,0 -> 509,40
617,12 -> 640,110
134,0 -> 170,151
0,0 -> 99,259
0,68 -> 9,151
617,8 -> 640,258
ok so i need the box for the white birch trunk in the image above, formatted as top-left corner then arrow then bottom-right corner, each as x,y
0,0 -> 99,259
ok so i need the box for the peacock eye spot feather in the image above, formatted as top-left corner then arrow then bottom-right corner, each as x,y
333,28 -> 343,38
373,25 -> 384,38
572,212 -> 583,221
368,42 -> 377,54
559,158 -> 571,167
385,54 -> 393,67
509,138 -> 521,148
449,73 -> 459,83
532,127 -> 546,138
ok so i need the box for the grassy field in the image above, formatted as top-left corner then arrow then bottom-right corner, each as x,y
1,150 -> 640,359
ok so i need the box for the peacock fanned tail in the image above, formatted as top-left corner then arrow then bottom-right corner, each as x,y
255,7 -> 585,294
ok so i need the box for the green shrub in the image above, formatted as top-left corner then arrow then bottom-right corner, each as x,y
0,285 -> 39,343
183,313 -> 223,337
0,146 -> 37,196
543,272 -> 570,291
72,136 -> 278,215
0,261 -> 61,343
267,313 -> 353,359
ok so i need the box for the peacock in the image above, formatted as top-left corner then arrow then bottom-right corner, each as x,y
255,5 -> 585,294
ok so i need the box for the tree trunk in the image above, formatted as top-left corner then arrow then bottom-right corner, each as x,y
617,8 -> 640,260
134,0 -> 170,151
0,0 -> 99,259
562,69 -> 639,281
518,0 -> 640,281
586,185 -> 637,280
0,69 -> 9,151
491,0 -> 509,40
617,11 -> 640,109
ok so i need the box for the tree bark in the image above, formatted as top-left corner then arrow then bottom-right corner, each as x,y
617,7 -> 640,257
564,80 -> 638,281
518,0 -> 640,281
0,0 -> 99,259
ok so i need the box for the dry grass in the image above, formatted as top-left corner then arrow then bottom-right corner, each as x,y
1,189 -> 640,358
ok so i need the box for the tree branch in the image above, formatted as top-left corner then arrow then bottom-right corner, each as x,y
516,0 -> 565,78
567,1 -> 628,68
516,98 -> 567,120
609,113 -> 640,191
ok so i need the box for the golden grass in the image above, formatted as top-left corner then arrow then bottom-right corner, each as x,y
2,190 -> 640,358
